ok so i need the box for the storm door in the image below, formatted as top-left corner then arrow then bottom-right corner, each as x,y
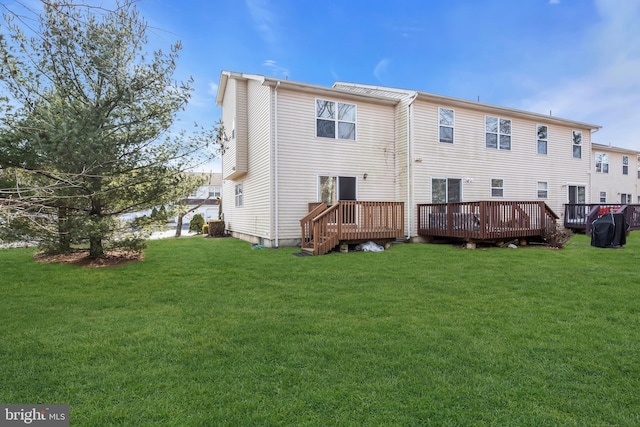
567,185 -> 587,222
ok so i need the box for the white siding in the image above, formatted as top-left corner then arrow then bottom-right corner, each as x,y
411,99 -> 593,219
590,146 -> 640,204
275,88 -> 398,241
222,79 -> 273,243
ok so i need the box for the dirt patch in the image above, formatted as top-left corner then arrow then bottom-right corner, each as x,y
34,249 -> 143,268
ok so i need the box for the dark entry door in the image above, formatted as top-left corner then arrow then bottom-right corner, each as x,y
338,176 -> 357,224
338,176 -> 356,201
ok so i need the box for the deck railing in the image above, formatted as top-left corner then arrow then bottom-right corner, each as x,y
417,201 -> 558,241
564,204 -> 640,234
300,201 -> 405,255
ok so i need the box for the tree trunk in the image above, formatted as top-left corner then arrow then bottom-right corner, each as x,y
58,206 -> 71,253
175,213 -> 184,237
89,235 -> 104,258
88,198 -> 104,258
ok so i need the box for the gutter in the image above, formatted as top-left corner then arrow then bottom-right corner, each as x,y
406,92 -> 418,241
274,81 -> 280,248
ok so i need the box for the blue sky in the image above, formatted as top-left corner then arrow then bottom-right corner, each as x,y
5,0 -> 640,172
133,0 -> 640,164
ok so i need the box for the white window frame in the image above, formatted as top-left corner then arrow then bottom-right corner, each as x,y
491,178 -> 504,198
595,152 -> 609,173
623,156 -> 629,175
621,193 -> 632,204
208,186 -> 221,198
572,131 -> 582,159
438,107 -> 455,144
599,191 -> 606,203
537,181 -> 548,199
485,116 -> 512,150
431,177 -> 462,203
316,99 -> 356,140
235,183 -> 243,207
537,124 -> 548,155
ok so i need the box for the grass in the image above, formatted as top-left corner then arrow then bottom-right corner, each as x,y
1,234 -> 639,426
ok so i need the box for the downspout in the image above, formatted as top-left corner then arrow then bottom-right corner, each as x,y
274,81 -> 280,248
406,92 -> 418,241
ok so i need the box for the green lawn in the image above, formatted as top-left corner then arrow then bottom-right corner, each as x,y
1,234 -> 639,426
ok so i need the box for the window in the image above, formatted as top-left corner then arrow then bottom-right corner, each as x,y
491,179 -> 504,197
623,156 -> 629,175
485,116 -> 511,150
438,108 -> 454,144
599,191 -> 606,203
621,193 -> 632,204
235,183 -> 243,207
572,131 -> 582,158
537,125 -> 548,155
208,186 -> 221,198
595,152 -> 609,173
537,181 -> 548,199
432,178 -> 462,203
316,99 -> 356,140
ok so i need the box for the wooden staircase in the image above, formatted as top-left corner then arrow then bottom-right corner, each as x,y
300,201 -> 405,256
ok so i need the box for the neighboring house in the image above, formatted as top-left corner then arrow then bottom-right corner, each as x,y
179,172 -> 222,223
215,71 -> 602,248
590,143 -> 640,205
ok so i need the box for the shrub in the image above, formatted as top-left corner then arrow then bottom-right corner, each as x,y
189,214 -> 205,234
544,225 -> 574,249
202,224 -> 209,235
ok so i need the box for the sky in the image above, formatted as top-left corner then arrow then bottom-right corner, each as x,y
5,0 -> 640,171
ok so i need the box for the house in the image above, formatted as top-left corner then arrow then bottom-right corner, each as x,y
560,143 -> 640,234
178,172 -> 222,223
215,71 -> 603,250
589,143 -> 640,205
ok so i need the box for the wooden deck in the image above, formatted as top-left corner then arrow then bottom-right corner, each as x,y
564,204 -> 640,234
300,201 -> 405,255
417,201 -> 558,243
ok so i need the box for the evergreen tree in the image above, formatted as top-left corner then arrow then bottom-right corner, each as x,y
0,1 -> 215,257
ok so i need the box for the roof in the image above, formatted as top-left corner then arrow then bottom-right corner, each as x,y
216,71 -> 601,131
216,71 -> 400,107
591,143 -> 640,155
334,81 -> 602,131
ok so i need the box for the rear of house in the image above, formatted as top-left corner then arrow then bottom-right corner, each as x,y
590,143 -> 639,205
216,71 -> 603,248
216,71 -> 401,247
335,83 -> 600,237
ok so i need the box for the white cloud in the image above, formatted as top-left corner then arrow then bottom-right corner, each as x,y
373,58 -> 391,83
245,0 -> 277,45
520,0 -> 640,149
208,82 -> 219,96
549,0 -> 560,5
263,59 -> 289,78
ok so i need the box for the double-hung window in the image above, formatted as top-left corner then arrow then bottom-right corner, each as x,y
316,99 -> 356,140
623,156 -> 629,175
599,191 -> 607,203
486,116 -> 511,150
537,125 -> 548,155
491,179 -> 504,197
537,181 -> 548,199
235,183 -> 243,207
438,108 -> 454,144
595,152 -> 609,173
572,131 -> 582,158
